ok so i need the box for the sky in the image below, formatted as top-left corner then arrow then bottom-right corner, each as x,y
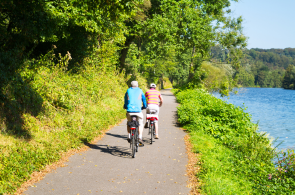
229,0 -> 295,49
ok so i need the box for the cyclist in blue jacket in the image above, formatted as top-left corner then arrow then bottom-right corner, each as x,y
124,81 -> 147,145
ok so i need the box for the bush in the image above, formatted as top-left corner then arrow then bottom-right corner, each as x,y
176,89 -> 295,194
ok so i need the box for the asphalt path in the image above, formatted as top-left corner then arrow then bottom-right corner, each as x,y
25,89 -> 190,195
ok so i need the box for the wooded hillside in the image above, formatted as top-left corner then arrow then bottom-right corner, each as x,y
210,46 -> 295,88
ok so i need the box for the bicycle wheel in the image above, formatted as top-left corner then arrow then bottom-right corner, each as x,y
150,122 -> 153,144
152,124 -> 155,140
131,134 -> 136,158
135,128 -> 139,152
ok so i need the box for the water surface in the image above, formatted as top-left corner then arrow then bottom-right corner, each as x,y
214,88 -> 295,150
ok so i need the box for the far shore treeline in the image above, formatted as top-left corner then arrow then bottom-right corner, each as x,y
210,46 -> 295,89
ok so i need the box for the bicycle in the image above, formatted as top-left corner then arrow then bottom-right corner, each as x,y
146,111 -> 158,144
127,115 -> 139,158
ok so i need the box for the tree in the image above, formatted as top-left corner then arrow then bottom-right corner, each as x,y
132,0 -> 247,92
236,67 -> 255,86
257,71 -> 267,87
0,0 -> 140,87
282,65 -> 295,89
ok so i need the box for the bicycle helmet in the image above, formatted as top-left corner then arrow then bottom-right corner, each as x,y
150,83 -> 156,88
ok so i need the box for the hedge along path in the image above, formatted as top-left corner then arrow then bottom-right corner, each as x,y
23,89 -> 196,195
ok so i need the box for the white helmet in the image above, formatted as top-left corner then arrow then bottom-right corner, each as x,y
150,83 -> 156,88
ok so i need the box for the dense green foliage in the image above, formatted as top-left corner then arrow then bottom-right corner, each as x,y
248,48 -> 295,68
282,65 -> 295,89
195,61 -> 236,96
121,0 -> 247,93
175,89 -> 295,194
0,0 -> 138,85
210,46 -> 295,88
0,0 -> 247,98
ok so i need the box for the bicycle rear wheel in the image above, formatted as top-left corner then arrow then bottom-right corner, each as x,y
131,134 -> 136,158
152,124 -> 155,139
150,122 -> 153,144
136,128 -> 139,152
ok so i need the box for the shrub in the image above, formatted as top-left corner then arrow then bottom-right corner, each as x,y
176,89 -> 295,194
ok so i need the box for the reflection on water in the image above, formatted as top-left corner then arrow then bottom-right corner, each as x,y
213,88 -> 295,150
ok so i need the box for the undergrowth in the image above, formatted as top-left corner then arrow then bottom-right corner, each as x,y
175,89 -> 295,194
0,45 -> 145,194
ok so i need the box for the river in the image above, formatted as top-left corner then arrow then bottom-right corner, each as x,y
214,88 -> 295,150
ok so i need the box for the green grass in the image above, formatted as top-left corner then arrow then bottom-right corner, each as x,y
190,130 -> 252,194
175,89 -> 295,194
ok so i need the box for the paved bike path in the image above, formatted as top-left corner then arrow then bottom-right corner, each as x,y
25,89 -> 190,195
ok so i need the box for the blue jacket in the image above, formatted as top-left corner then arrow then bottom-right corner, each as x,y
124,87 -> 147,112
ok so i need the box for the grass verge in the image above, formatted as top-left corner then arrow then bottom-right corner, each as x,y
175,88 -> 295,194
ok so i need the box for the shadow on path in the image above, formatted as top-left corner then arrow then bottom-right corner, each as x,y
80,126 -> 155,159
172,111 -> 181,127
106,132 -> 153,145
105,132 -> 128,140
142,137 -> 153,145
82,141 -> 132,158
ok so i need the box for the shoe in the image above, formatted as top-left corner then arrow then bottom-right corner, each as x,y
144,122 -> 149,128
127,138 -> 131,143
155,135 -> 159,139
138,138 -> 144,146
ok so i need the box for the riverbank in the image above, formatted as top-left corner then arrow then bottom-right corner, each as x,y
174,88 -> 295,194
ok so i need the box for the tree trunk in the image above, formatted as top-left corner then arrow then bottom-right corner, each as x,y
119,37 -> 133,72
160,74 -> 164,89
169,77 -> 173,85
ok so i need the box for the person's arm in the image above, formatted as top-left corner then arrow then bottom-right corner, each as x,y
123,92 -> 128,109
159,94 -> 163,107
142,91 -> 147,109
